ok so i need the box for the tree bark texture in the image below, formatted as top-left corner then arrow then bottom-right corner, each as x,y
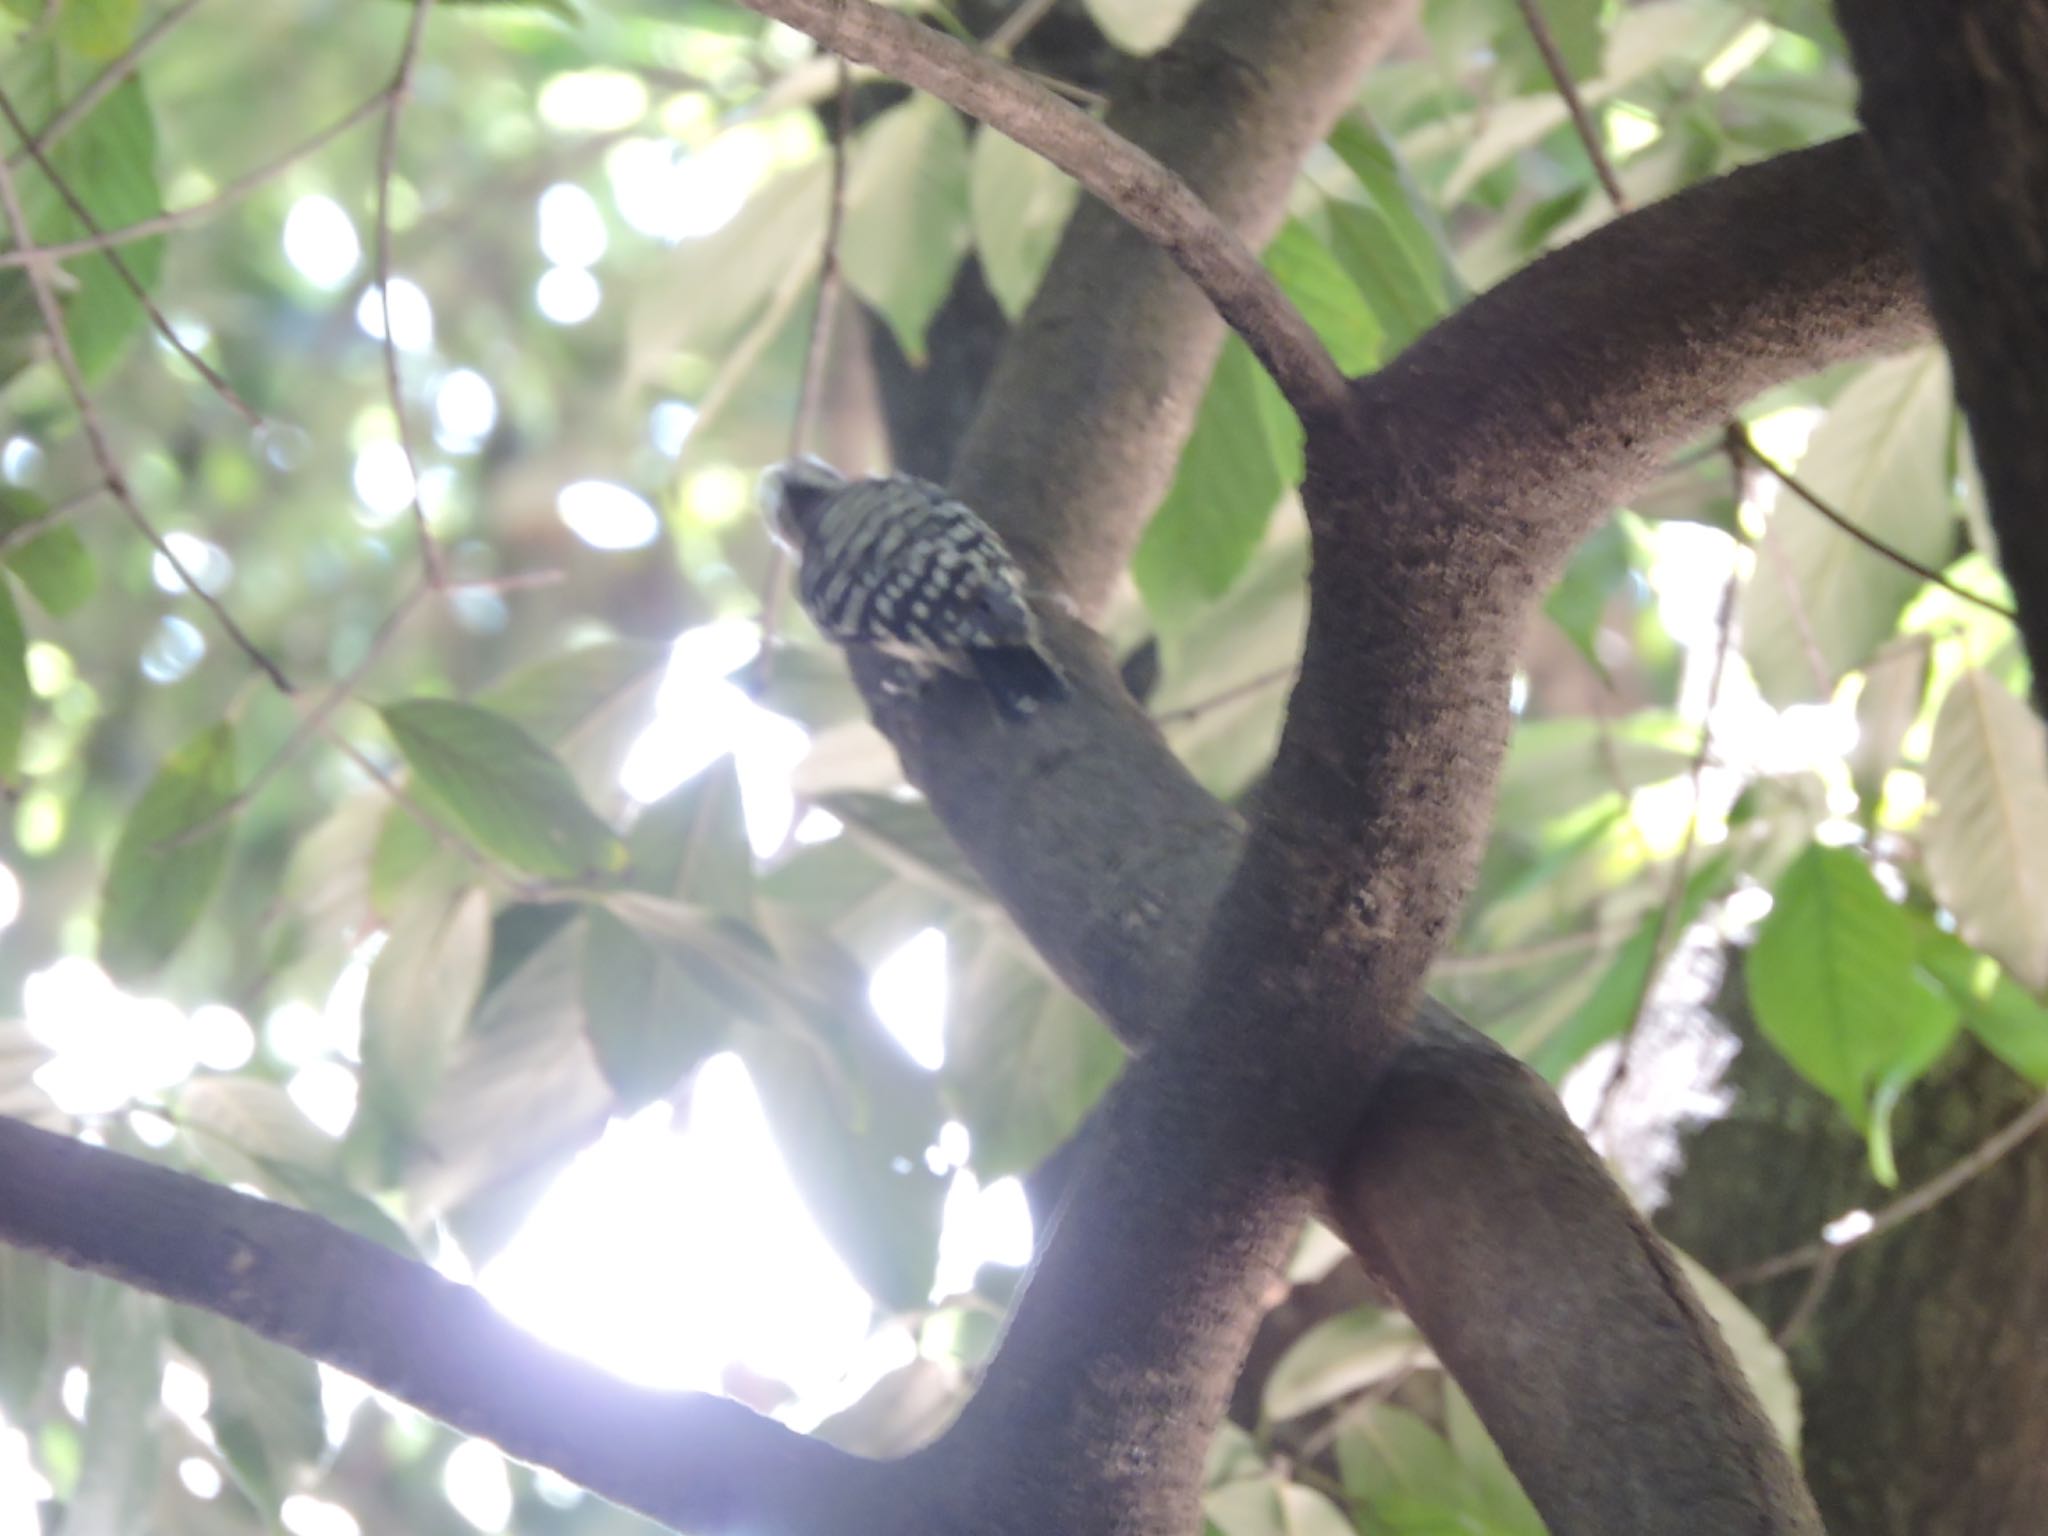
1662,963 -> 2048,1536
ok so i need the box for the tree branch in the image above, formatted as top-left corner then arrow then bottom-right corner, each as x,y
731,0 -> 1350,431
0,1116 -> 882,1534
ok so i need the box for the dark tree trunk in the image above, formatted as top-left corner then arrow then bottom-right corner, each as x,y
1661,961 -> 2048,1536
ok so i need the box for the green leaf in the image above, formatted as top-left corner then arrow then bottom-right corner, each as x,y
969,126 -> 1078,321
476,637 -> 669,747
1133,336 -> 1302,629
1083,0 -> 1200,52
1739,349 -> 1956,703
1922,668 -> 2048,991
1205,1479 -> 1355,1536
0,580 -> 25,787
1848,638 -> 1929,811
1527,852 -> 1728,1079
54,0 -> 139,57
944,940 -> 1120,1179
1495,712 -> 1693,829
735,921 -> 947,1309
581,908 -> 728,1107
69,1284 -> 163,1536
380,698 -> 626,879
1326,115 -> 1465,311
1747,844 -> 1960,1126
1544,514 -> 1641,670
97,721 -> 237,983
1262,219 -> 1380,376
628,756 -> 753,914
1669,1250 -> 1802,1446
0,48 -> 163,383
840,95 -> 972,363
171,1309 -> 324,1509
820,792 -> 984,909
1916,923 -> 2048,1085
1325,197 -> 1447,354
0,1248 -> 50,1425
358,885 -> 493,1138
0,487 -> 94,615
1262,1308 -> 1426,1422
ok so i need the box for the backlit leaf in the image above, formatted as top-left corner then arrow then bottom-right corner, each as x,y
969,126 -> 1077,320
380,698 -> 626,879
0,488 -> 94,615
1747,844 -> 1960,1125
841,95 -> 971,363
1922,668 -> 2048,990
97,721 -> 237,983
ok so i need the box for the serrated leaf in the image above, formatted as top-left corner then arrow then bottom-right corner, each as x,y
97,721 -> 237,983
581,909 -> 727,1107
0,49 -> 162,384
1133,336 -> 1302,629
1262,1308 -> 1427,1422
1082,0 -> 1200,52
171,1309 -> 324,1509
1923,668 -> 2048,990
1748,844 -> 1960,1125
359,884 -> 492,1141
1740,350 -> 1955,703
0,487 -> 94,614
1916,923 -> 2048,1084
969,126 -> 1077,321
1262,219 -> 1380,376
380,698 -> 625,879
840,96 -> 971,362
0,580 -> 25,786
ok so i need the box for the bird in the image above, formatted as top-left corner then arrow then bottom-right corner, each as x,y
758,455 -> 1070,721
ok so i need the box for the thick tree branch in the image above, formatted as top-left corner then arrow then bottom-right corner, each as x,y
1831,0 -> 2048,713
732,0 -> 1348,429
0,1116 -> 882,1534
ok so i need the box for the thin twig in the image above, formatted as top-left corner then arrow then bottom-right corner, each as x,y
160,579 -> 432,848
374,0 -> 444,587
0,88 -> 262,427
1152,665 -> 1297,726
734,0 -> 1349,421
7,0 -> 210,169
1771,1245 -> 1839,1348
757,58 -> 853,686
987,0 -> 1062,58
0,149 -> 291,693
1592,476 -> 1743,1129
1734,427 -> 2018,622
0,483 -> 109,554
1512,0 -> 1629,208
0,88 -> 392,268
1726,1089 -> 2048,1287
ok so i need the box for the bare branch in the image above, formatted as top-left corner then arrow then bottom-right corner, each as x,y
0,1115 -> 879,1534
1734,426 -> 2018,621
729,0 -> 1349,427
1728,1088 -> 2048,1285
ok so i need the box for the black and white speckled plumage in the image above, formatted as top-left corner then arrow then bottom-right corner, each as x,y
760,456 -> 1069,720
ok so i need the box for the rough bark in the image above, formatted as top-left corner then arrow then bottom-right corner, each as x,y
1663,964 -> 2048,1536
1833,0 -> 2048,705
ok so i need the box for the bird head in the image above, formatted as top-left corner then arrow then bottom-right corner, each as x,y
758,455 -> 848,551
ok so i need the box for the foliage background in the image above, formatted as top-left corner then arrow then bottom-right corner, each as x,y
0,0 -> 2038,1532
